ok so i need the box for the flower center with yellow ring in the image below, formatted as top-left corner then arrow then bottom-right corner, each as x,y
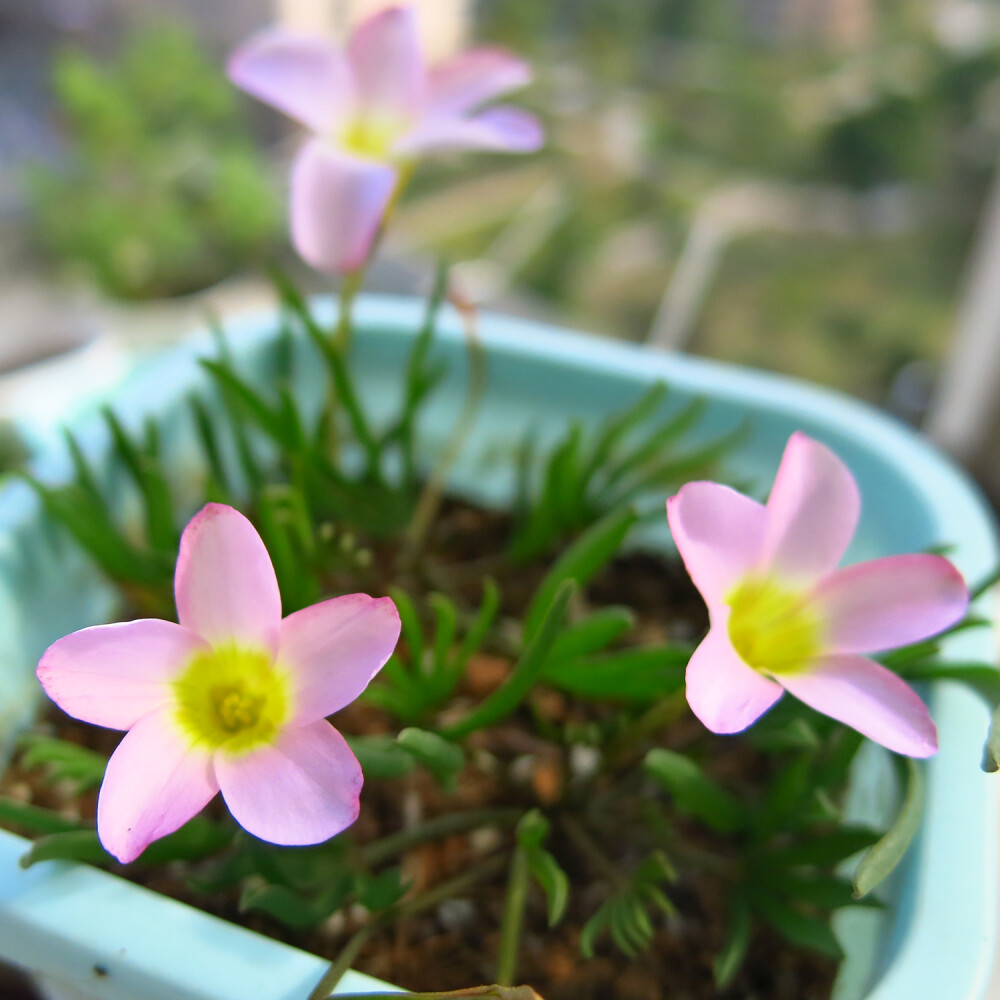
726,576 -> 822,675
173,645 -> 291,755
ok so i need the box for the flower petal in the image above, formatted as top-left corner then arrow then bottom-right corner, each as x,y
290,139 -> 397,275
759,432 -> 861,582
666,482 -> 768,608
781,654 -> 937,757
174,504 -> 281,652
348,6 -> 424,119
37,620 -> 208,730
215,720 -> 362,845
815,554 -> 969,654
280,594 -> 400,725
397,107 -> 544,156
228,27 -> 352,133
97,711 -> 218,863
686,626 -> 783,734
426,47 -> 533,117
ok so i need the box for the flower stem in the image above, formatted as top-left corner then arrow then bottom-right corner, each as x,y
334,268 -> 364,355
495,844 -> 531,986
560,815 -> 627,890
307,855 -> 508,1000
402,291 -> 487,565
360,808 -> 521,867
607,688 -> 689,764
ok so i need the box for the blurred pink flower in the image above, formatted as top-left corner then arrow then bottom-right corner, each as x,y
37,503 -> 399,862
666,432 -> 968,757
228,5 -> 543,274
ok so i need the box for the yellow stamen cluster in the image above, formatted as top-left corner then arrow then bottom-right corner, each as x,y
172,645 -> 291,756
340,115 -> 402,160
726,576 -> 822,676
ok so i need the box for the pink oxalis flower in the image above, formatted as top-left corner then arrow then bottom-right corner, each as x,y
37,503 -> 400,863
228,4 -> 543,275
666,432 -> 968,757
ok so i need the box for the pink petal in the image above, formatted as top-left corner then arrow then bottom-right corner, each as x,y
781,655 -> 938,757
666,482 -> 768,608
426,47 -> 533,117
759,432 -> 861,583
97,711 -> 218,863
398,106 -> 544,155
686,626 -> 783,734
228,27 -> 352,133
347,6 -> 424,119
174,504 -> 282,652
37,620 -> 208,730
815,554 -> 969,654
215,720 -> 362,845
280,594 -> 400,725
290,139 -> 397,275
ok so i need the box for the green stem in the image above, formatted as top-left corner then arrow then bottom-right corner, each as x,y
360,808 -> 521,868
403,295 -> 487,563
333,269 -> 364,355
495,845 -> 531,986
561,815 -> 628,890
607,688 -> 689,764
307,856 -> 507,1000
331,159 -> 416,355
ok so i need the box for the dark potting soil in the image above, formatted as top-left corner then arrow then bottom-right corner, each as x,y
0,500 -> 838,1000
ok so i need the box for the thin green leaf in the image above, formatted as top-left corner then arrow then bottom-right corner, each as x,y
0,797 -> 84,835
853,758 -> 925,898
443,580 -> 576,740
754,893 -> 843,959
19,829 -> 109,868
713,894 -> 751,988
542,646 -> 688,702
644,749 -> 746,834
524,506 -> 636,641
347,735 -> 416,779
397,728 -> 465,789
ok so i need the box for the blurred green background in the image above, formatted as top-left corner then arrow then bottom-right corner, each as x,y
4,0 -> 999,420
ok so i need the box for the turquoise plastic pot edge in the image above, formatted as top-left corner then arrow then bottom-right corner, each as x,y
0,294 -> 996,999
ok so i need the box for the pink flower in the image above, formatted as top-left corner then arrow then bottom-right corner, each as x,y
37,504 -> 400,863
666,432 -> 969,757
228,5 -> 543,274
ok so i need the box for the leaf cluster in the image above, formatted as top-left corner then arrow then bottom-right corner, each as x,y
509,384 -> 746,561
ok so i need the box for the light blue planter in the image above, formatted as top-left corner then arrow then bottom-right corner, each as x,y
0,296 -> 996,999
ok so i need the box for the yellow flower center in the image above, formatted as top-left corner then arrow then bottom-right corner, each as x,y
340,114 -> 402,160
726,576 -> 822,675
172,645 -> 292,756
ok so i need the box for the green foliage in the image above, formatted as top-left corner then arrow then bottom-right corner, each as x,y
396,728 -> 465,792
516,811 -> 570,927
852,758 -> 924,899
18,735 -> 108,794
580,851 -> 676,958
523,505 -> 637,640
644,749 -> 746,833
19,816 -> 233,869
442,580 -> 576,741
365,582 -> 500,724
26,22 -> 278,299
509,386 -> 744,562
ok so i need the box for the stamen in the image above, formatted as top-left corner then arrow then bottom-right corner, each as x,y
727,576 -> 822,675
172,645 -> 291,754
